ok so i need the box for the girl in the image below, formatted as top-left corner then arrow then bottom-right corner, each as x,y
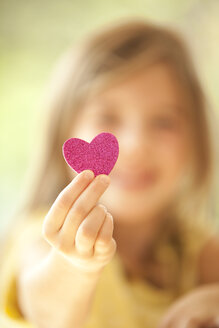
1,18 -> 219,328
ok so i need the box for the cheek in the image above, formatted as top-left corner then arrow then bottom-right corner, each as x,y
157,133 -> 190,180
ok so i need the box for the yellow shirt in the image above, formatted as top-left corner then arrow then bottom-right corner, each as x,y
0,208 -> 217,328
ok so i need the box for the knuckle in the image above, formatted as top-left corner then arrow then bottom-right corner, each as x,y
96,236 -> 109,246
96,204 -> 107,215
56,238 -> 70,253
57,191 -> 71,210
72,202 -> 86,217
79,225 -> 95,240
95,238 -> 117,259
99,237 -> 116,250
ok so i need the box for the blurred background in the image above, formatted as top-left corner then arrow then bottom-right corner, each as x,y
0,0 -> 218,234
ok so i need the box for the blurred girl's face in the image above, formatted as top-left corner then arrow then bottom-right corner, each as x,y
68,62 -> 192,225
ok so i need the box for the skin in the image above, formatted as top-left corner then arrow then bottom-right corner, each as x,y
38,61 -> 219,327
157,284 -> 219,328
68,62 -> 192,262
43,170 -> 117,273
18,170 -> 117,328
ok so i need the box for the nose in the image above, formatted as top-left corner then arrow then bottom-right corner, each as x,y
117,125 -> 152,163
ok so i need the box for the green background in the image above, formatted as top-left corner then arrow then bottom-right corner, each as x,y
0,0 -> 218,233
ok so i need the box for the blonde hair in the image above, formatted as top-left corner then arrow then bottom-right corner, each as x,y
13,18 -> 219,230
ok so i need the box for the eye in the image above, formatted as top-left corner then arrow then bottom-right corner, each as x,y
96,113 -> 118,125
152,117 -> 177,130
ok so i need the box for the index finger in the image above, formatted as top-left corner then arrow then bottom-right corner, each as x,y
44,170 -> 95,234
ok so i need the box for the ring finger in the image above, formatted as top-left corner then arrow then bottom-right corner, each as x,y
75,204 -> 107,257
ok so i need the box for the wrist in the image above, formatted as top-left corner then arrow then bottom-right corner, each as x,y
46,247 -> 104,281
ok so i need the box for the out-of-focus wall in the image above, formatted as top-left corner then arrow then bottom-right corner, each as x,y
0,0 -> 218,232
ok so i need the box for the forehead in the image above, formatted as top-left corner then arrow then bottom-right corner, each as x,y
85,62 -> 188,116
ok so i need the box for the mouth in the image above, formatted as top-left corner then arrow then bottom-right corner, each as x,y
112,171 -> 157,190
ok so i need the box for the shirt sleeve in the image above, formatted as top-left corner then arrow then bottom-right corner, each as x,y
0,210 -> 46,328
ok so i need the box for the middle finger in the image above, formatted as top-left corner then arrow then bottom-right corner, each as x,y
59,174 -> 110,242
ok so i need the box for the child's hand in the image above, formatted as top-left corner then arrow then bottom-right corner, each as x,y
158,284 -> 219,328
42,170 -> 116,275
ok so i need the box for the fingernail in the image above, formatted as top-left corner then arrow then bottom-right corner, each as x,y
84,170 -> 94,179
99,174 -> 110,184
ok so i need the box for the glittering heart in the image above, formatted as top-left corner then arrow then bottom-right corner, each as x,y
62,132 -> 119,176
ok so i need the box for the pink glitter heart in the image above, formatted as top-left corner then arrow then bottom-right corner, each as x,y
62,132 -> 119,176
